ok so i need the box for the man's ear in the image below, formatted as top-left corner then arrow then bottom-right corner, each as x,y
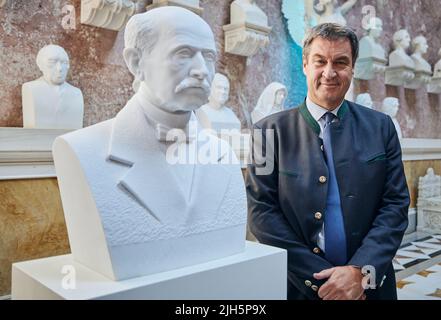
123,48 -> 142,79
302,59 -> 307,76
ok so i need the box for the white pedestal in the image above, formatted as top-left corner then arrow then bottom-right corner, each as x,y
12,241 -> 287,300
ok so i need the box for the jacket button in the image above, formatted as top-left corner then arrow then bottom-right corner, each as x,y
314,212 -> 322,220
320,145 -> 324,151
319,176 -> 327,183
313,247 -> 321,254
311,285 -> 318,292
305,280 -> 312,287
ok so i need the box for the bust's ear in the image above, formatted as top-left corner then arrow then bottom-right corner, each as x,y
123,48 -> 141,78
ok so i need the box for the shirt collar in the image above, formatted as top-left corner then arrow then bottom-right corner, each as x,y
306,96 -> 343,122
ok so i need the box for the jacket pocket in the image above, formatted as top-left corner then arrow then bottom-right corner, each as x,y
365,152 -> 387,163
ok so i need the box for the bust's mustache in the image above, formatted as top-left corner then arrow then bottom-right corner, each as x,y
175,78 -> 210,94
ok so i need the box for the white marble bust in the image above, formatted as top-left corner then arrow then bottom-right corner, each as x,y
251,82 -> 287,124
22,45 -> 84,129
313,0 -> 357,26
196,73 -> 240,132
381,97 -> 402,139
53,7 -> 246,280
359,17 -> 386,61
389,29 -> 415,69
231,0 -> 268,27
411,36 -> 432,73
355,93 -> 373,109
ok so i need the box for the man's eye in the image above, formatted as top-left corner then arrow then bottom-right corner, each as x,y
175,49 -> 193,58
203,52 -> 216,62
314,60 -> 325,65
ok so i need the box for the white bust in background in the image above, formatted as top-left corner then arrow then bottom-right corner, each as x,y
381,97 -> 402,139
313,0 -> 357,26
411,35 -> 432,73
355,93 -> 373,109
196,73 -> 241,132
433,49 -> 441,78
389,29 -> 415,69
231,0 -> 268,27
52,7 -> 246,280
22,45 -> 84,129
359,17 -> 386,60
251,82 -> 287,124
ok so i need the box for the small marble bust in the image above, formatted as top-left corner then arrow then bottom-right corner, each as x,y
381,97 -> 402,139
389,29 -> 415,69
231,0 -> 268,27
251,82 -> 287,124
22,45 -> 84,129
411,36 -> 432,73
313,0 -> 357,26
359,17 -> 386,61
196,73 -> 241,132
355,93 -> 373,109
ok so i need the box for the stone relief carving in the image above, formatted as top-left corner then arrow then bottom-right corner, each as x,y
354,17 -> 387,80
81,0 -> 136,31
251,82 -> 287,124
312,0 -> 358,26
223,0 -> 272,57
385,29 -> 415,86
22,45 -> 84,129
417,168 -> 441,233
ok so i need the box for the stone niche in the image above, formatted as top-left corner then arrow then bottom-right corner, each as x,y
147,0 -> 203,15
223,0 -> 272,57
81,0 -> 136,31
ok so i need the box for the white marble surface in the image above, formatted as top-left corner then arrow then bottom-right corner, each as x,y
251,82 -> 287,124
223,0 -> 271,57
386,30 -> 415,86
53,7 -> 247,281
312,0 -> 358,26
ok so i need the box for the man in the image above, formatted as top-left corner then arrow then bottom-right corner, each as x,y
22,44 -> 84,129
52,7 -> 246,280
246,23 -> 409,300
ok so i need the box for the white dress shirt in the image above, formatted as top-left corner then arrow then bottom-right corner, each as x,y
305,97 -> 344,252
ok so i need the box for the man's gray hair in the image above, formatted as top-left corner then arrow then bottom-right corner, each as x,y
302,23 -> 359,66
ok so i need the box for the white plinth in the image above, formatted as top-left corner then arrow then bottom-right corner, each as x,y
12,241 -> 287,300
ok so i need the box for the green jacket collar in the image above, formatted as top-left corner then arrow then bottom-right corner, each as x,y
299,99 -> 349,135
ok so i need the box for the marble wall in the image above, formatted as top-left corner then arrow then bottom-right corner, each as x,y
0,0 -> 305,130
346,0 -> 441,139
0,178 -> 70,296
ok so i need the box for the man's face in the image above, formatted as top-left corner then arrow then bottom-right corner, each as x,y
211,79 -> 230,106
303,37 -> 353,109
139,21 -> 216,113
40,47 -> 69,85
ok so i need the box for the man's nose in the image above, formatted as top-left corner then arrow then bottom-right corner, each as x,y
189,51 -> 209,80
322,63 -> 336,79
56,62 -> 63,72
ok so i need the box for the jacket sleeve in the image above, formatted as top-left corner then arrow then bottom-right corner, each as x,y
348,116 -> 409,287
245,124 -> 334,299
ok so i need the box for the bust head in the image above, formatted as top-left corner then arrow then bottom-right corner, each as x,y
412,35 -> 428,55
274,88 -> 287,107
393,29 -> 411,50
208,73 -> 230,109
381,97 -> 399,118
123,7 -> 217,113
355,93 -> 373,108
36,45 -> 70,86
366,17 -> 383,40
